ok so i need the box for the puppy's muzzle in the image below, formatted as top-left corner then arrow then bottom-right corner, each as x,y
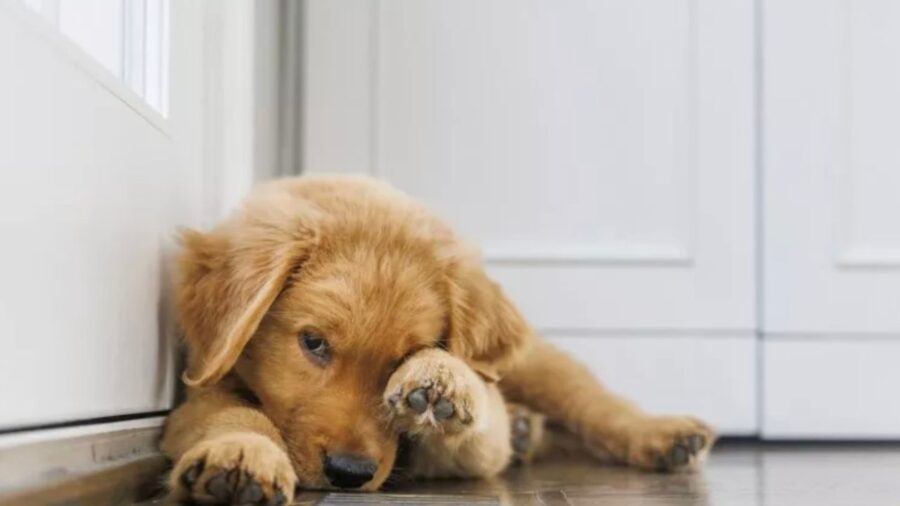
323,453 -> 376,489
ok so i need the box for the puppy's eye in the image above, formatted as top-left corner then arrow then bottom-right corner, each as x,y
436,328 -> 449,350
298,330 -> 331,365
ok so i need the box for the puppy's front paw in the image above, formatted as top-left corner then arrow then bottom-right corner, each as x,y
169,432 -> 296,505
625,416 -> 715,472
384,348 -> 486,437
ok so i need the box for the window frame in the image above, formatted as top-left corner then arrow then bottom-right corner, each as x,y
13,0 -> 170,133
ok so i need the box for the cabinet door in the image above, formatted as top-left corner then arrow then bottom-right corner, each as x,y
0,1 -> 208,429
304,0 -> 757,433
763,0 -> 900,437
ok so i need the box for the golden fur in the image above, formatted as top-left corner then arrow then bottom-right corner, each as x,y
162,175 -> 715,504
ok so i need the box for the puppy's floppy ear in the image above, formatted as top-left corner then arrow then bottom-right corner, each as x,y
176,199 -> 318,387
443,260 -> 532,381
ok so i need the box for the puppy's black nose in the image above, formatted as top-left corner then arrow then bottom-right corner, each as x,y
323,453 -> 376,489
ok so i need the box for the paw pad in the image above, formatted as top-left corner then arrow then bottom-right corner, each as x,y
390,382 -> 469,426
629,416 -> 715,472
508,405 -> 544,464
407,387 -> 430,414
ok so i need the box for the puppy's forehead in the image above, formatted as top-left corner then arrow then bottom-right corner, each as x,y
279,249 -> 446,349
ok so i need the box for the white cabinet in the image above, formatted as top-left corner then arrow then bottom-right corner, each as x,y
762,0 -> 900,437
304,0 -> 758,435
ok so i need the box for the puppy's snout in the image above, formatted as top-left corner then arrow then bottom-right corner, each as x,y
323,453 -> 377,489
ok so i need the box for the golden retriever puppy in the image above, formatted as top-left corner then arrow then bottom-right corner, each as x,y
161,176 -> 714,504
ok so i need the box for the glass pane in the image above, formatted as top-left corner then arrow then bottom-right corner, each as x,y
22,0 -> 44,12
58,0 -> 124,78
18,0 -> 168,116
143,0 -> 168,114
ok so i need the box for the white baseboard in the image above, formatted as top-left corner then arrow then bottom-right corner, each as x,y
0,417 -> 165,493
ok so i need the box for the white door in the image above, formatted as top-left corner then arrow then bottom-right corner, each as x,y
304,0 -> 757,434
0,1 -> 210,429
763,0 -> 900,438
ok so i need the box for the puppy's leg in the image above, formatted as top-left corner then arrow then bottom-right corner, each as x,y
506,403 -> 545,465
501,339 -> 715,471
384,348 -> 512,479
507,404 -> 611,465
162,384 -> 297,505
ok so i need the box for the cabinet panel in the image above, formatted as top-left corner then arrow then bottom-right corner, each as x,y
305,0 -> 756,332
377,0 -> 695,263
764,0 -> 900,333
764,340 -> 900,438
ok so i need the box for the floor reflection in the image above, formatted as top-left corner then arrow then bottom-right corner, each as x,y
297,442 -> 900,506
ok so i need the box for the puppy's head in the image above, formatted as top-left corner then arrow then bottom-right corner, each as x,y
175,177 -> 529,490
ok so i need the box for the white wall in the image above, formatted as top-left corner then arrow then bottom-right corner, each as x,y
0,1 -> 281,430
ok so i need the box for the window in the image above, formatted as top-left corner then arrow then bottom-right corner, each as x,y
22,0 -> 169,115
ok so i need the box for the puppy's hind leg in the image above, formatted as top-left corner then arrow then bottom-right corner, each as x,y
500,339 -> 715,472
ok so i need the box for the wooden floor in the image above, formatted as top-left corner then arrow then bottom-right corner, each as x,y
282,442 -> 900,506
